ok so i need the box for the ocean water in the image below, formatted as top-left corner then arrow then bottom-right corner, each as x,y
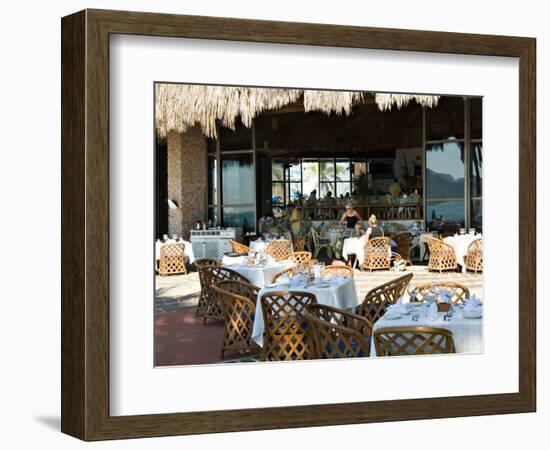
427,200 -> 464,221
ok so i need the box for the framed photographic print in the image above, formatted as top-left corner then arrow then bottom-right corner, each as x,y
61,9 -> 536,441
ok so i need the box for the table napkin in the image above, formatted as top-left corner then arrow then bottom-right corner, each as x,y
388,296 -> 409,315
464,295 -> 482,315
427,302 -> 439,320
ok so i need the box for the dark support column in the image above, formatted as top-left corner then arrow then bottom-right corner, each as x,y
464,97 -> 472,229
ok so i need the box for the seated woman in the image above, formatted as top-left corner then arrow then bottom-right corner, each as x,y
365,214 -> 397,252
340,202 -> 363,230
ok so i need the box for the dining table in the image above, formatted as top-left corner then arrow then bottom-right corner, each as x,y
222,259 -> 294,288
251,276 -> 359,347
370,301 -> 483,357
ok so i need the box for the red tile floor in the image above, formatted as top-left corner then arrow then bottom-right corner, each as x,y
155,308 -> 257,366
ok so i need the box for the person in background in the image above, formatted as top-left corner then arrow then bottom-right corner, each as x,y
323,191 -> 333,202
389,178 -> 402,199
340,202 -> 363,230
288,203 -> 302,239
365,214 -> 398,252
308,189 -> 317,204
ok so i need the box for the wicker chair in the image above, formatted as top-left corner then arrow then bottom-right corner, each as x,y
304,304 -> 371,359
266,239 -> 292,261
260,290 -> 317,361
158,243 -> 187,276
201,266 -> 251,323
465,238 -> 483,273
211,280 -> 260,359
373,326 -> 456,356
306,227 -> 332,259
412,281 -> 470,305
271,267 -> 297,284
229,240 -> 250,254
394,232 -> 412,265
195,258 -> 222,316
356,273 -> 413,332
289,251 -> 312,265
426,237 -> 458,273
293,236 -> 307,252
321,264 -> 354,278
361,237 -> 391,271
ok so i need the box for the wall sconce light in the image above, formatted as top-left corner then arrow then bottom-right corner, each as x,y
167,199 -> 179,209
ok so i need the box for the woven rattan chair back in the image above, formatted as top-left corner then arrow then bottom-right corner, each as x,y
195,258 -> 222,316
426,237 -> 458,273
229,240 -> 250,254
465,238 -> 483,273
394,232 -> 412,264
266,239 -> 292,261
201,266 -> 251,323
321,264 -> 354,278
306,227 -> 332,258
260,291 -> 317,361
412,281 -> 471,305
304,304 -> 371,359
293,236 -> 307,252
271,267 -> 297,284
289,251 -> 312,265
212,280 -> 260,358
373,326 -> 456,356
357,273 -> 413,331
362,237 -> 391,271
159,243 -> 187,276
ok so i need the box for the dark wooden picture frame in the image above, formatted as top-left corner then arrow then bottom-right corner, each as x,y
61,9 -> 536,441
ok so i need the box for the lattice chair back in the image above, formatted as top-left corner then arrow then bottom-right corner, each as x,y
159,243 -> 187,276
362,237 -> 391,271
412,281 -> 471,305
289,251 -> 312,265
195,258 -> 222,316
201,266 -> 251,323
266,239 -> 292,261
465,238 -> 483,273
212,280 -> 260,358
426,237 -> 458,273
394,232 -> 412,264
260,291 -> 317,361
357,273 -> 413,331
304,304 -> 371,359
271,267 -> 297,284
229,240 -> 250,254
292,236 -> 307,252
321,265 -> 354,278
373,326 -> 455,356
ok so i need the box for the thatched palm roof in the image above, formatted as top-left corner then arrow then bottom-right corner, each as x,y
155,84 -> 439,139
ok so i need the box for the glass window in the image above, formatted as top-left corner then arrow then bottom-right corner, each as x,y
302,159 -> 319,198
426,142 -> 465,229
287,182 -> 302,204
336,182 -> 351,198
426,96 -> 465,141
288,160 -> 301,181
319,182 -> 335,198
208,207 -> 219,227
271,159 -> 284,182
222,206 -> 254,232
471,97 -> 482,140
335,159 -> 351,181
271,183 -> 284,206
470,198 -> 483,232
320,159 -> 335,181
471,142 -> 483,198
351,161 -> 367,179
208,156 -> 217,205
222,154 -> 254,204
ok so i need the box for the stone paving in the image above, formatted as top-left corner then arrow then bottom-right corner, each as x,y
155,265 -> 483,314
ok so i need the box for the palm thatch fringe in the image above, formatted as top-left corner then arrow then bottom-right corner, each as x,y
155,85 -> 439,139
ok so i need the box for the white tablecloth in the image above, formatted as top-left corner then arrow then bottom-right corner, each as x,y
444,234 -> 482,272
370,304 -> 483,356
251,277 -> 359,347
155,239 -> 195,264
222,260 -> 293,288
418,232 -> 438,261
342,236 -> 367,265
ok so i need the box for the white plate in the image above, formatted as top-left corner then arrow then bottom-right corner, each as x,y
312,283 -> 330,289
384,313 -> 402,320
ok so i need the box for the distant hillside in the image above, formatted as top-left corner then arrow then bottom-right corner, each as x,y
426,168 -> 464,197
